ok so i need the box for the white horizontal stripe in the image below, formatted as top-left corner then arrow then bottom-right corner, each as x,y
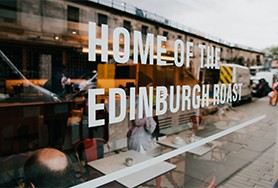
73,114 -> 265,188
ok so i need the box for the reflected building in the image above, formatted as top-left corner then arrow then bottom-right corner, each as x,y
0,0 -> 265,151
0,0 -> 264,82
0,0 -> 265,140
0,1 -> 266,186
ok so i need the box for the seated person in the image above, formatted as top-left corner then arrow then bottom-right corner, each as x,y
24,148 -> 79,188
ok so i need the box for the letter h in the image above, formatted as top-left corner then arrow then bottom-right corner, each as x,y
89,22 -> 108,62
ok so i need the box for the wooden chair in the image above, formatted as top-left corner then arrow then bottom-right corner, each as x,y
74,138 -> 110,181
190,115 -> 203,133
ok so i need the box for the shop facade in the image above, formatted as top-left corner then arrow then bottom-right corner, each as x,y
0,0 -> 272,187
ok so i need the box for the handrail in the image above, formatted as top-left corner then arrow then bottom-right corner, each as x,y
72,114 -> 266,188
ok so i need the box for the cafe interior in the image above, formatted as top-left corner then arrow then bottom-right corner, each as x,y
0,45 -> 209,187
0,1 -> 265,186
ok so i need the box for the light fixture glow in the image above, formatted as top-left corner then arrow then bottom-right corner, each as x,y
82,48 -> 175,62
82,48 -> 125,56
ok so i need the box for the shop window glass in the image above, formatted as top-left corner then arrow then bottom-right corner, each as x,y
123,20 -> 131,32
141,25 -> 148,36
98,13 -> 108,26
0,1 -> 272,188
67,5 -> 79,22
0,0 -> 16,22
163,31 -> 168,37
67,6 -> 79,34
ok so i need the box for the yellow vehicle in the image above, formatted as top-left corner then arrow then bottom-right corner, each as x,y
202,63 -> 252,106
220,64 -> 252,105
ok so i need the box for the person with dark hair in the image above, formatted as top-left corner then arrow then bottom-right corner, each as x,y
43,66 -> 67,97
24,148 -> 79,188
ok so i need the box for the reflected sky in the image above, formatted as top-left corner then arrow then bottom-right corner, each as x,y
122,0 -> 278,49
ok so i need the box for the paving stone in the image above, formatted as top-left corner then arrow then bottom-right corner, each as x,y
251,179 -> 273,188
229,177 -> 255,187
258,178 -> 274,186
253,185 -> 268,188
239,172 -> 261,181
218,184 -> 234,188
231,175 -> 249,182
142,98 -> 277,188
220,144 -> 275,188
221,183 -> 240,188
263,174 -> 273,181
224,180 -> 251,188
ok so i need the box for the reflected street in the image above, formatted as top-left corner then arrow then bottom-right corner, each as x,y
141,97 -> 277,187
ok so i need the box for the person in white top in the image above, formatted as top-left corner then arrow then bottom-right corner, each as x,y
127,99 -> 156,153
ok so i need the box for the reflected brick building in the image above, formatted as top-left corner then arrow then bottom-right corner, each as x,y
0,0 -> 265,152
0,1 -> 267,186
0,0 -> 264,82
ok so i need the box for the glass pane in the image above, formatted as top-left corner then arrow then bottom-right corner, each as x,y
0,1 -> 275,188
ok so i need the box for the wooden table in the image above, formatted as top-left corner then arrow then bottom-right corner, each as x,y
88,150 -> 176,187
